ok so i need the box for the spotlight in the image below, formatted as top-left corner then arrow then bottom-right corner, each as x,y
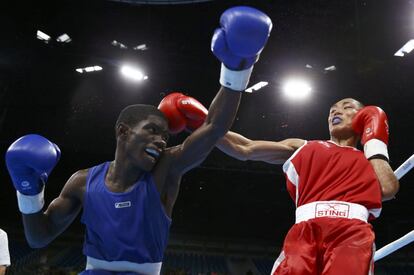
120,65 -> 148,81
282,79 -> 312,100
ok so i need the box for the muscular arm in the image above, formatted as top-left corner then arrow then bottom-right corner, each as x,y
369,159 -> 400,201
217,131 -> 305,164
0,266 -> 5,275
171,87 -> 241,174
22,170 -> 86,248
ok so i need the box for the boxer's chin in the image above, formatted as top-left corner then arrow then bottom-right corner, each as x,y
330,125 -> 354,140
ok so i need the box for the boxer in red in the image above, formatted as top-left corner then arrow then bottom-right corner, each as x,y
216,98 -> 399,275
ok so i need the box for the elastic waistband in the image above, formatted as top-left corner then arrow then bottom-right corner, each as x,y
295,201 -> 369,224
86,256 -> 162,275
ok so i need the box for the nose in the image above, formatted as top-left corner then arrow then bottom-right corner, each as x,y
154,138 -> 167,150
332,109 -> 342,117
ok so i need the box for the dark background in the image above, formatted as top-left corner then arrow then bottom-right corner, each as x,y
0,0 -> 413,253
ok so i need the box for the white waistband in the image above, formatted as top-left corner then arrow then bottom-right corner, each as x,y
295,201 -> 369,223
86,256 -> 162,275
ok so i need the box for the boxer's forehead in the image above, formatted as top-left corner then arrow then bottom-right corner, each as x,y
330,98 -> 362,111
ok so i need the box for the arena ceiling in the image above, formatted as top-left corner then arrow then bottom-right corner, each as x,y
108,0 -> 215,4
0,0 -> 413,250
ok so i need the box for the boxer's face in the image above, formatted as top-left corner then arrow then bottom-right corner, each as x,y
125,115 -> 169,171
328,98 -> 363,139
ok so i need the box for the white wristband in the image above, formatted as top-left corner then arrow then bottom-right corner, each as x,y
364,139 -> 389,160
16,187 -> 45,214
219,64 -> 253,91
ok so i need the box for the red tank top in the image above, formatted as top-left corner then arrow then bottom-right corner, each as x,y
283,140 -> 382,219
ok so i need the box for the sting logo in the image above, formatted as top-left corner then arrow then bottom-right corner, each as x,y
315,203 -> 349,218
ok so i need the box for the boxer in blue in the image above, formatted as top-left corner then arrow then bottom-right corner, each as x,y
5,7 -> 273,275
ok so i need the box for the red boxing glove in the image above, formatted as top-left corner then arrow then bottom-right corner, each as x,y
185,118 -> 205,132
352,106 -> 389,160
158,93 -> 187,134
176,95 -> 208,132
158,92 -> 208,134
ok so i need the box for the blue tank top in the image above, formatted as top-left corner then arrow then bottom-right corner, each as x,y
81,162 -> 171,263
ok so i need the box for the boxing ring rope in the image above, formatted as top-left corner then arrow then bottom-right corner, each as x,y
374,153 -> 414,262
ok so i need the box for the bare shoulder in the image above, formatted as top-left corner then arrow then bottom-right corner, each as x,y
163,145 -> 180,157
155,146 -> 185,176
152,147 -> 182,209
243,138 -> 306,164
152,147 -> 179,183
159,145 -> 182,168
279,138 -> 306,150
160,144 -> 198,176
60,169 -> 89,203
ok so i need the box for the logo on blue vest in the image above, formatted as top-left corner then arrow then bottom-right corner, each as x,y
115,201 -> 131,208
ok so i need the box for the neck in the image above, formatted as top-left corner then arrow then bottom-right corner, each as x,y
106,155 -> 144,193
329,136 -> 359,147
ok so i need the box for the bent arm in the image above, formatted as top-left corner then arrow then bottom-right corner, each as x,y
217,131 -> 305,164
369,159 -> 400,201
172,87 -> 241,174
22,170 -> 86,248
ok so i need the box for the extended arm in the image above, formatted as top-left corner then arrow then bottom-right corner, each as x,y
172,88 -> 241,173
160,7 -> 273,174
217,131 -> 305,164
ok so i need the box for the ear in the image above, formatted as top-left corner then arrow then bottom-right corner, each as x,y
116,123 -> 130,140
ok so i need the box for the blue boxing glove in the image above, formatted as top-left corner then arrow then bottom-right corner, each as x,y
5,134 -> 61,214
211,6 -> 272,91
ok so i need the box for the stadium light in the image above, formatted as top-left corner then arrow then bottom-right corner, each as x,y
75,66 -> 103,74
324,65 -> 336,71
282,79 -> 312,100
120,65 -> 148,81
245,81 -> 268,93
111,40 -> 128,49
36,30 -> 51,42
133,44 -> 148,51
56,33 -> 72,43
394,39 -> 414,57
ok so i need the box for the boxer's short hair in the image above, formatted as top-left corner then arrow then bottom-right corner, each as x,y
116,104 -> 166,129
354,99 -> 365,109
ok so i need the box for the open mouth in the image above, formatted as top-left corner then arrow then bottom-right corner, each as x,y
332,117 -> 342,125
